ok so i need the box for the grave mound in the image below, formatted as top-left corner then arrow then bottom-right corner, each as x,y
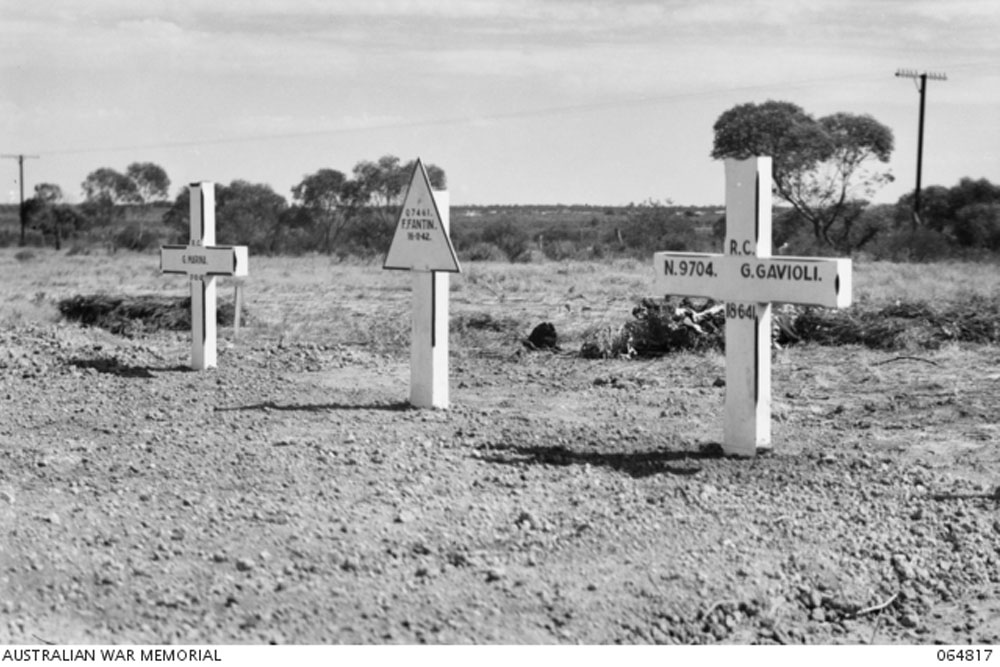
581,295 -> 1000,358
58,294 -> 247,337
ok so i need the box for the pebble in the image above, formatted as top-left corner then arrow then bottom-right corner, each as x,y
235,558 -> 255,572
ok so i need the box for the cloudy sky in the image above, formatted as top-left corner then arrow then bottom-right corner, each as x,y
2,0 -> 998,206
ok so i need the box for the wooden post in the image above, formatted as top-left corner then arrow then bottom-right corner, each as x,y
383,159 -> 462,409
722,159 -> 773,455
233,280 -> 245,341
410,190 -> 451,408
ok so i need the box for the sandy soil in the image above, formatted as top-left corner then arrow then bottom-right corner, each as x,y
1,252 -> 998,644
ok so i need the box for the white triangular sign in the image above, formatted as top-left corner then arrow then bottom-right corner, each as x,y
383,159 -> 461,273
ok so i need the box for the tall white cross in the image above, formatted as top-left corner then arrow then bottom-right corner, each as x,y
654,157 -> 852,456
160,182 -> 249,370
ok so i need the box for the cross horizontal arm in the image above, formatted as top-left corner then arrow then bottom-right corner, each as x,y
161,245 -> 249,277
654,252 -> 851,308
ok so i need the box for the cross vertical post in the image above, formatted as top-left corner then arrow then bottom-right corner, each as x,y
190,184 -> 217,370
160,182 -> 249,370
722,159 -> 773,456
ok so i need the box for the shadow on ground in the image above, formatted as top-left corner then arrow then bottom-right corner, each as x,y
475,441 -> 729,478
67,357 -> 191,378
217,400 -> 414,413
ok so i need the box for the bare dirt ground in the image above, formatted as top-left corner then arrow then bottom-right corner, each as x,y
1,250 -> 999,645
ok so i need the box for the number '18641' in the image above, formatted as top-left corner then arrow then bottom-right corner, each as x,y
726,303 -> 756,320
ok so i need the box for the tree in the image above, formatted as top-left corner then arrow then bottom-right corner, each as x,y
349,155 -> 447,225
330,156 -> 448,255
163,181 -> 287,253
894,177 -> 1000,249
81,168 -> 140,205
953,203 -> 1000,250
125,162 -> 170,203
291,169 -> 347,253
711,100 -> 894,252
24,183 -> 86,250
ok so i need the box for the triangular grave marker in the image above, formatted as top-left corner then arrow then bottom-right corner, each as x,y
383,159 -> 461,273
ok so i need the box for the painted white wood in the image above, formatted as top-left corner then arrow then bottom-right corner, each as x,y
233,280 -> 245,341
191,275 -> 217,370
158,182 -> 249,370
160,245 -> 249,276
409,190 -> 451,408
384,159 -> 461,273
653,254 -> 850,308
653,157 -> 853,456
723,158 -> 771,456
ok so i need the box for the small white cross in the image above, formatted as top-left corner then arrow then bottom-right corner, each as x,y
160,182 -> 249,370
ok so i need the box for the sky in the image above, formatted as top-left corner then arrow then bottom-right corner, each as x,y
2,0 -> 999,207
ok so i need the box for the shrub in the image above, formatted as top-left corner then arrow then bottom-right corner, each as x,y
480,218 -> 531,262
461,242 -> 509,262
113,223 -> 161,252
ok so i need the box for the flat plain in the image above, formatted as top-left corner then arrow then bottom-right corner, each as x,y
1,248 -> 999,644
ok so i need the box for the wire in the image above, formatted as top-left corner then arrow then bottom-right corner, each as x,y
31,60 -> 1000,158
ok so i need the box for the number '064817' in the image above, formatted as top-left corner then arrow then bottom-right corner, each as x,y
937,649 -> 993,662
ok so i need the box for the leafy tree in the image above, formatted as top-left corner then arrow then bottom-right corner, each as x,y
218,180 -> 287,252
35,183 -> 63,205
332,156 -> 447,255
894,177 -> 1000,249
349,155 -> 446,225
24,183 -> 87,250
953,202 -> 1000,250
125,162 -> 170,203
163,181 -> 287,253
81,168 -> 140,205
291,169 -> 347,253
711,100 -> 894,252
893,185 -> 952,232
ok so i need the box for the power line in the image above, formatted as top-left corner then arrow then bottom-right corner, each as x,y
21,59 -> 996,161
30,70 -> 937,158
1,153 -> 40,246
895,68 -> 948,230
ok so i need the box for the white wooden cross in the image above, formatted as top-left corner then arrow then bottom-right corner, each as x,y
653,157 -> 852,456
160,182 -> 249,370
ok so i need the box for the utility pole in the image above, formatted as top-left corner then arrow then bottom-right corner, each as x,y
895,69 -> 947,230
2,153 -> 40,246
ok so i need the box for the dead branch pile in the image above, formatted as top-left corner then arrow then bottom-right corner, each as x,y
794,295 -> 1000,350
581,298 -> 726,358
58,294 -> 244,337
580,295 -> 1000,358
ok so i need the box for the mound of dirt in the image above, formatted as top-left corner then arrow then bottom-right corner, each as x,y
57,294 -> 246,337
584,296 -> 1000,357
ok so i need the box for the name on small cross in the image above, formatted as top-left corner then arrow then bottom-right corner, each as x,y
182,254 -> 208,265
